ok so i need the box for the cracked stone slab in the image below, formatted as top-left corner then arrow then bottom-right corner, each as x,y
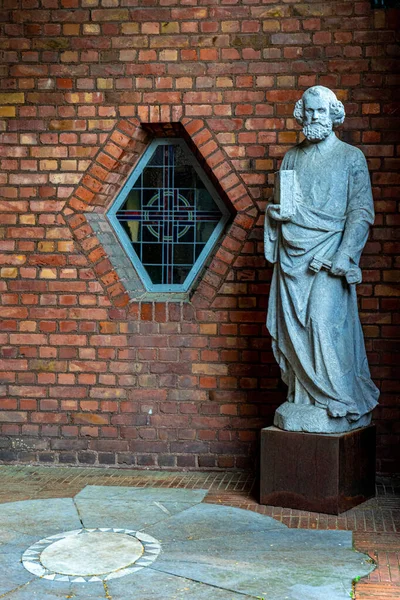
0,544 -> 37,595
74,485 -> 208,504
0,498 -> 82,537
144,503 -> 287,542
151,529 -> 374,600
107,567 -> 257,600
0,528 -> 38,549
2,578 -> 106,599
74,497 -> 196,530
0,488 -> 375,600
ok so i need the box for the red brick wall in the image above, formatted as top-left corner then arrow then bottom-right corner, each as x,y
0,1 -> 399,473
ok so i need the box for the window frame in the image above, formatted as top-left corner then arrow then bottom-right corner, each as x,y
107,138 -> 231,294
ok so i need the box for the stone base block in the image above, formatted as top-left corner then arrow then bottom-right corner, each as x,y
260,425 -> 376,514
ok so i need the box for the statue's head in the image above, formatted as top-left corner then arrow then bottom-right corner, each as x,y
293,86 -> 345,142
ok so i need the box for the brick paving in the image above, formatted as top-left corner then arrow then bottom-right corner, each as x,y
0,465 -> 398,599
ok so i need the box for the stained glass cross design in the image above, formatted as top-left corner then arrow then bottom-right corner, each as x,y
116,188 -> 221,286
108,140 -> 230,292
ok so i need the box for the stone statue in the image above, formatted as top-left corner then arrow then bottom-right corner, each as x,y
264,85 -> 379,433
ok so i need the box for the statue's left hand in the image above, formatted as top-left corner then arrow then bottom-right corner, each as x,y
331,252 -> 351,276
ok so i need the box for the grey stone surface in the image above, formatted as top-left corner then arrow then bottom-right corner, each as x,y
22,527 -> 161,583
153,529 -> 374,600
108,567 -> 256,600
265,85 -> 379,433
75,486 -> 208,529
40,531 -> 143,576
0,527 -> 37,548
0,542 -> 36,595
0,487 -> 375,600
75,485 -> 208,504
3,577 -> 105,599
75,497 -> 191,530
0,498 -> 82,536
145,503 -> 286,543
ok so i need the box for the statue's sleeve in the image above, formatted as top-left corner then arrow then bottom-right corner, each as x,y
337,150 -> 374,265
264,204 -> 278,264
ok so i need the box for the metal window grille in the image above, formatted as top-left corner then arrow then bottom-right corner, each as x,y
107,139 -> 231,293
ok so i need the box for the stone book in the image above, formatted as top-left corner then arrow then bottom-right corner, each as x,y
274,169 -> 302,220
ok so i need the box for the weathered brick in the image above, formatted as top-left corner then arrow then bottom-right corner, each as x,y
73,413 -> 109,425
0,93 -> 25,104
49,335 -> 87,346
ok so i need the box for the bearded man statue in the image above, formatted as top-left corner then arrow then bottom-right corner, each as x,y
264,85 -> 379,433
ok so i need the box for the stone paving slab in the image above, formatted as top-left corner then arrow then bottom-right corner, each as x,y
0,528 -> 37,548
108,567 -> 257,600
151,528 -> 373,600
0,485 -> 376,600
75,497 -> 197,530
0,498 -> 82,537
75,485 -> 208,503
3,578 -> 106,599
145,502 -> 286,543
74,485 -> 208,530
0,542 -> 36,596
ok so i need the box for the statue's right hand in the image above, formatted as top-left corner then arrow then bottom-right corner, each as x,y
267,204 -> 290,222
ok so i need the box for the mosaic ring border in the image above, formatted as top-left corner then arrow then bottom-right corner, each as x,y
22,528 -> 161,583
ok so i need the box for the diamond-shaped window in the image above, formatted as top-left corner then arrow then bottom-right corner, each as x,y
107,139 -> 231,293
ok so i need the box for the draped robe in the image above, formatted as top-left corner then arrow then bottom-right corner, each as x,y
265,132 -> 379,421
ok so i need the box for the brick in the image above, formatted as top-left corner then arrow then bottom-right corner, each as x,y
9,386 -> 46,397
192,364 -> 228,376
10,334 -> 47,345
0,107 -> 16,117
0,93 -> 25,104
0,412 -> 27,423
90,335 -> 128,347
73,413 -> 108,425
91,9 -> 129,21
49,335 -> 87,346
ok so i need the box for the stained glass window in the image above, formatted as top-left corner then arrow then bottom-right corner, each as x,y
107,139 -> 231,293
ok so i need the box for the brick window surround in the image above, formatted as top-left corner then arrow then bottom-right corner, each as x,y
66,118 -> 256,308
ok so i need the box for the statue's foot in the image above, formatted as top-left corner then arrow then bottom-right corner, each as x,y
274,401 -> 372,433
327,400 -> 348,418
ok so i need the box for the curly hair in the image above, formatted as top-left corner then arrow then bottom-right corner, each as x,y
293,86 -> 345,127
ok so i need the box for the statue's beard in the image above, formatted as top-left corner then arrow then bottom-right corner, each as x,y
303,121 -> 333,141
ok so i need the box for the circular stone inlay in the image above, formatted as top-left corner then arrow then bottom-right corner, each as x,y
22,528 -> 161,583
40,532 -> 143,576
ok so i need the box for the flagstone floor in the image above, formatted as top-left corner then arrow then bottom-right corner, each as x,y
0,465 -> 398,599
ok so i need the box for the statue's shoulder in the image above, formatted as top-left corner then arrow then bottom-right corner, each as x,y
285,141 -> 304,156
335,137 -> 360,152
336,140 -> 370,175
335,138 -> 367,161
281,143 -> 300,168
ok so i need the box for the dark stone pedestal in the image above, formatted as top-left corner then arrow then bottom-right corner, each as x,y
260,425 -> 376,514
